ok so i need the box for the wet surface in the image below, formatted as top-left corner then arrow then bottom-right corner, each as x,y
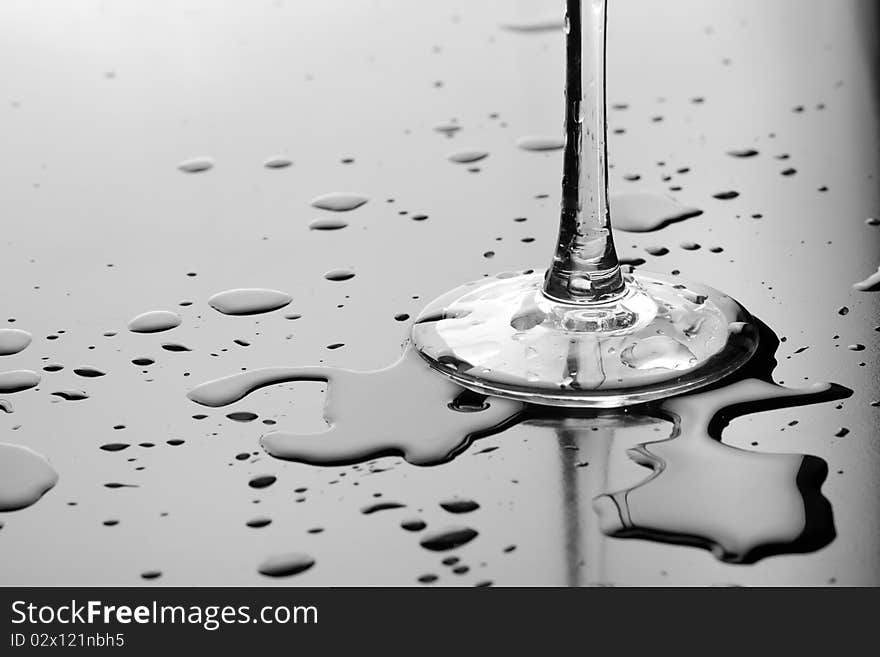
0,0 -> 878,585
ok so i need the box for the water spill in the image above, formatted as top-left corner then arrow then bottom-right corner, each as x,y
448,149 -> 489,164
611,193 -> 703,232
0,443 -> 58,511
419,526 -> 478,551
186,347 -> 521,466
439,498 -> 479,513
310,193 -> 368,212
208,288 -> 292,316
593,376 -> 845,563
257,552 -> 315,578
50,390 -> 89,401
515,136 -> 565,152
177,157 -> 214,173
323,269 -> 356,282
0,370 -> 40,393
128,311 -> 182,334
309,218 -> 348,231
853,266 -> 880,292
263,156 -> 292,169
0,329 -> 32,356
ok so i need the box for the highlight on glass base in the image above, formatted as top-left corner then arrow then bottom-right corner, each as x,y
411,269 -> 758,408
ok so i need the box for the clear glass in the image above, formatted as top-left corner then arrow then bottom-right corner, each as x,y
411,0 -> 758,407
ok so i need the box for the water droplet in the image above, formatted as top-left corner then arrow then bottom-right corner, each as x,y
620,336 -> 696,370
227,411 -> 258,422
448,149 -> 488,164
433,123 -> 461,137
419,526 -> 478,551
309,218 -> 348,231
73,368 -> 105,378
515,135 -> 564,151
161,343 -> 191,352
853,267 -> 880,292
0,443 -> 58,510
361,501 -> 406,514
310,193 -> 368,212
51,390 -> 89,401
128,311 -> 182,334
263,156 -> 292,169
0,329 -> 32,356
712,191 -> 739,200
208,289 -> 292,316
727,148 -> 759,158
246,517 -> 272,528
499,18 -> 564,33
248,475 -> 276,489
645,246 -> 669,256
439,498 -> 479,513
0,370 -> 41,393
324,269 -> 355,282
100,443 -> 130,452
257,553 -> 315,578
401,518 -> 426,531
178,157 -> 214,173
611,193 -> 703,232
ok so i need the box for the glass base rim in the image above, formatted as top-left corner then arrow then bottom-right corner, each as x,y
411,270 -> 759,408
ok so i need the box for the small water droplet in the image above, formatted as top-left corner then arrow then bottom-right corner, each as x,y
309,218 -> 348,231
419,526 -> 478,551
263,156 -> 292,169
515,135 -> 564,151
257,553 -> 315,577
178,157 -> 214,173
208,289 -> 292,316
128,311 -> 182,334
310,193 -> 368,212
248,475 -> 276,489
439,498 -> 480,513
324,269 -> 355,282
448,149 -> 489,164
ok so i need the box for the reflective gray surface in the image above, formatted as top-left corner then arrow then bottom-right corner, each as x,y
1,0 -> 878,585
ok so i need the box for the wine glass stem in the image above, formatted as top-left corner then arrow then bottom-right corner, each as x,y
543,0 -> 625,305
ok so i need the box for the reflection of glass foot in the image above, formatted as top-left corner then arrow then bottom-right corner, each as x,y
412,270 -> 758,407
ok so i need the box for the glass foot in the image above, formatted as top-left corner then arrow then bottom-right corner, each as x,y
411,270 -> 758,407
